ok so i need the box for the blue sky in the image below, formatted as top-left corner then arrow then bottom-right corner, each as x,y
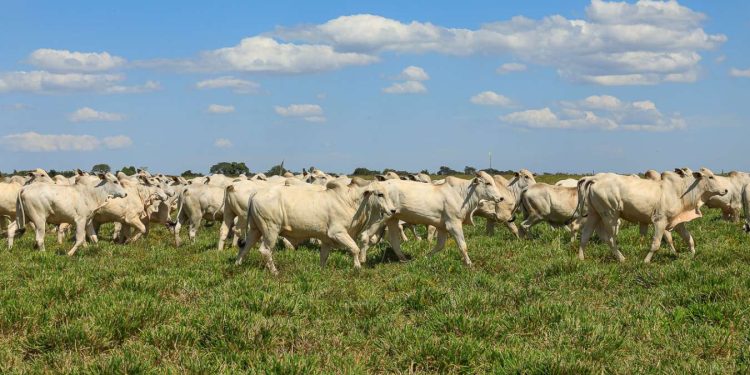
0,0 -> 748,174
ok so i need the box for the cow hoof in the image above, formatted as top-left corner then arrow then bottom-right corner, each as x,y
744,223 -> 750,233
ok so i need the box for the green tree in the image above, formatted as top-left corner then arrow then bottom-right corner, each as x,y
464,166 -> 477,175
352,167 -> 379,176
181,170 -> 204,178
209,162 -> 250,176
120,166 -> 137,175
265,161 -> 286,177
437,166 -> 459,176
91,164 -> 111,174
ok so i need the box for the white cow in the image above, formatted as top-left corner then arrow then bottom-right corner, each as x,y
92,177 -> 169,243
170,183 -> 225,246
704,171 -> 750,222
15,173 -> 128,255
236,179 -> 396,274
554,178 -> 579,188
482,170 -> 536,238
578,168 -> 728,263
0,180 -> 22,247
363,171 -> 510,267
519,183 -> 583,242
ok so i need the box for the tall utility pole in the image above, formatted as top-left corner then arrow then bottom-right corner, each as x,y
488,152 -> 492,170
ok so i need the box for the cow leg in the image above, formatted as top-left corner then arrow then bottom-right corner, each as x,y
232,216 -> 246,248
409,224 -> 422,241
258,232 -> 279,275
319,243 -> 332,268
446,222 -> 472,267
173,220 -> 182,247
124,217 -> 146,244
385,220 -> 409,262
330,231 -> 362,270
519,215 -> 542,239
427,229 -> 448,257
67,220 -> 88,256
33,219 -> 46,251
504,221 -> 520,239
426,225 -> 437,242
86,222 -> 98,245
398,222 -> 409,242
57,224 -> 67,244
674,223 -> 695,254
644,221 -> 667,263
7,221 -> 16,249
578,212 -> 600,260
112,222 -> 122,242
218,211 -> 235,250
485,219 -> 496,236
188,216 -> 201,244
234,227 -> 260,266
600,216 -> 625,262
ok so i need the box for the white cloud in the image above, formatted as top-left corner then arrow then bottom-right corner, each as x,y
102,135 -> 133,149
1,132 -> 132,152
0,71 -> 123,93
398,66 -> 429,81
274,104 -> 326,122
274,1 -> 725,85
3,103 -> 31,111
214,138 -> 232,148
104,80 -> 161,94
0,70 -> 159,94
143,36 -> 378,74
68,107 -> 125,122
729,68 -> 750,78
28,49 -> 126,72
470,91 -> 513,107
496,63 -> 527,74
501,95 -> 684,132
207,104 -> 235,114
195,76 -> 260,94
382,81 -> 426,94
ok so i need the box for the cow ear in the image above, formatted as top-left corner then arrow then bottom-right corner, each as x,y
98,173 -> 106,180
514,172 -> 520,177
363,189 -> 373,197
471,177 -> 480,185
692,171 -> 703,179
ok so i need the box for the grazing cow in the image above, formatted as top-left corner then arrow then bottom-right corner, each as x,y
236,179 -> 397,274
519,183 -> 583,242
578,168 -> 728,263
15,173 -> 128,255
170,183 -> 225,246
364,171 -> 510,266
704,171 -> 750,222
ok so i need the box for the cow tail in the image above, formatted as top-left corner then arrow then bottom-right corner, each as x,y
742,184 -> 749,233
167,188 -> 187,228
14,190 -> 26,237
238,197 -> 257,249
576,178 -> 593,219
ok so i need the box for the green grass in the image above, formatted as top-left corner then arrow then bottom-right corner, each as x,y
1,177 -> 749,373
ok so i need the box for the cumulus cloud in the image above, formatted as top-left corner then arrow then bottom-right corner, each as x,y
0,70 -> 159,94
398,66 -> 429,81
196,76 -> 260,94
501,95 -> 685,131
28,49 -> 126,72
0,132 -> 132,152
275,1 -> 725,85
214,138 -> 232,148
729,68 -> 750,78
496,63 -> 527,74
68,107 -> 125,122
470,91 -> 513,107
142,36 -> 377,74
382,80 -> 426,94
207,104 -> 235,114
274,104 -> 326,122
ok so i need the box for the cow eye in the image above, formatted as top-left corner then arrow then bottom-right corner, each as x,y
485,182 -> 492,186
377,193 -> 385,198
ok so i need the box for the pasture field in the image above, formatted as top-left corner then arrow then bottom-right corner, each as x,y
1,175 -> 749,373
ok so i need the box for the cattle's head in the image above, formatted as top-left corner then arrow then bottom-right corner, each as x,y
97,173 -> 128,199
693,168 -> 729,200
512,169 -> 536,189
26,168 -> 53,185
674,167 -> 694,178
471,171 -> 506,204
363,181 -> 398,216
644,169 -> 661,181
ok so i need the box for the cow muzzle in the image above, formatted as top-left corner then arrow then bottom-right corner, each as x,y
720,189 -> 729,196
507,216 -> 516,223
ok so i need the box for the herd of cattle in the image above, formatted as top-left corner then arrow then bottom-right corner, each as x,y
0,167 -> 747,274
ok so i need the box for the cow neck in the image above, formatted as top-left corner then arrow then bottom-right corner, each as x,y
342,185 -> 375,233
507,177 -> 526,200
445,177 -> 483,218
73,181 -> 110,209
672,176 -> 703,212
